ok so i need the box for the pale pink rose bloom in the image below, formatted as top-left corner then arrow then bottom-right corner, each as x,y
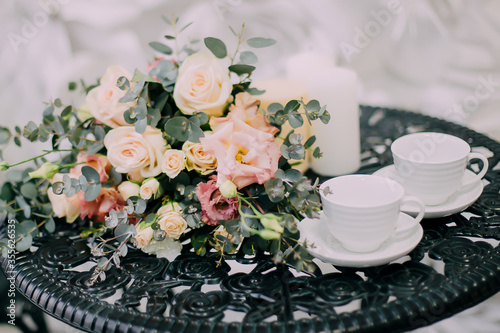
173,53 -> 232,117
135,225 -> 154,248
196,177 -> 238,226
139,178 -> 160,200
117,181 -> 140,200
161,149 -> 186,179
79,187 -> 126,223
70,152 -> 112,182
201,116 -> 280,189
156,206 -> 187,239
104,126 -> 167,178
86,65 -> 137,128
210,92 -> 279,136
48,173 -> 81,223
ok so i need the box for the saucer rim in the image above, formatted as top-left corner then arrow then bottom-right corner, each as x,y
298,212 -> 423,267
372,165 -> 483,218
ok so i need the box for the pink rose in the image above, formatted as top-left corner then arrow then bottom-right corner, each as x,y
201,116 -> 280,188
210,92 -> 279,136
86,65 -> 137,128
196,176 -> 239,226
79,187 -> 126,223
70,152 -> 111,182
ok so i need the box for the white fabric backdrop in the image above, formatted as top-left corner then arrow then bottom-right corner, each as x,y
1,1 -> 499,332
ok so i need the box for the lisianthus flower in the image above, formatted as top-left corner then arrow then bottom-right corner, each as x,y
201,116 -> 280,189
210,92 -> 279,136
79,187 -> 126,223
86,65 -> 137,128
196,176 -> 239,226
70,152 -> 111,182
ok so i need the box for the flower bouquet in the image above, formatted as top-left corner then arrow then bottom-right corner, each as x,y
0,18 -> 330,283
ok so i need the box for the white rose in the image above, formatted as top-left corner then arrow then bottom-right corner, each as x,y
140,178 -> 160,200
173,53 -> 232,117
48,173 -> 80,223
104,126 -> 167,178
157,209 -> 187,239
182,139 -> 217,175
135,225 -> 154,248
117,181 -> 140,200
158,201 -> 182,214
86,65 -> 137,128
161,149 -> 186,179
141,238 -> 182,261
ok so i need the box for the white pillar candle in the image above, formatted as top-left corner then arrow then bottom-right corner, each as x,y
308,67 -> 360,176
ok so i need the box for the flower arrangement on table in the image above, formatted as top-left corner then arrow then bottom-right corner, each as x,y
0,18 -> 330,282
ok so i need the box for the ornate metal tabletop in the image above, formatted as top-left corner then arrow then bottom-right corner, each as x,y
2,106 -> 500,333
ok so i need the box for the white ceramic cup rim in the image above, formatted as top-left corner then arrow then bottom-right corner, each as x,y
319,174 -> 405,208
391,132 -> 470,165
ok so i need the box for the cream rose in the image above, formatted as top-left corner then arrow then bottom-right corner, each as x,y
48,173 -> 80,223
140,178 -> 160,200
135,225 -> 154,248
160,201 -> 183,214
173,53 -> 232,117
161,149 -> 186,179
86,65 -> 137,128
117,181 -> 140,200
104,126 -> 167,178
157,205 -> 187,239
182,139 -> 217,175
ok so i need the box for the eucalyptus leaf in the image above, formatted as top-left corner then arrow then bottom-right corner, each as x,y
21,220 -> 38,238
187,122 -> 204,143
15,195 -> 31,218
115,224 -> 136,243
45,217 -> 56,233
16,233 -> 32,252
304,136 -> 316,149
288,112 -> 304,128
247,37 -> 277,48
131,69 -> 158,83
116,76 -> 130,90
313,147 -> 322,158
247,87 -> 265,96
165,117 -> 190,141
135,117 -> 147,134
135,198 -> 147,214
20,182 -> 38,200
204,37 -> 227,59
84,184 -> 101,202
81,166 -> 101,183
239,51 -> 258,64
43,105 -> 55,116
228,64 -> 255,76
267,103 -> 283,114
149,41 -> 173,55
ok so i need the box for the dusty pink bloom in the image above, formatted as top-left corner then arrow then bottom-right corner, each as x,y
70,152 -> 112,182
201,116 -> 280,189
196,177 -> 239,226
210,92 -> 279,136
79,188 -> 126,223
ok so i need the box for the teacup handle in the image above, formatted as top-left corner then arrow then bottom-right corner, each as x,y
401,196 -> 425,226
462,152 -> 489,188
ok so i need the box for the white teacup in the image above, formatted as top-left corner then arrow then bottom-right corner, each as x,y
391,132 -> 489,206
319,175 -> 425,253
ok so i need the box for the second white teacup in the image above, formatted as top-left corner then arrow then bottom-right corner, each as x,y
391,132 -> 489,206
320,175 -> 425,253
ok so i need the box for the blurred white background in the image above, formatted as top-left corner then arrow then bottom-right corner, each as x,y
1,0 -> 500,332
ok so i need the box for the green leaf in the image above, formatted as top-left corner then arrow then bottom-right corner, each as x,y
267,103 -> 283,114
313,147 -> 322,158
135,198 -> 147,214
68,81 -> 77,91
149,41 -> 173,55
204,37 -> 227,58
229,64 -> 256,76
116,76 -> 130,90
304,135 -> 316,149
131,69 -> 158,83
84,184 -> 101,201
45,217 -> 56,233
288,112 -> 304,128
165,117 -> 190,141
115,224 -> 137,243
239,51 -> 258,64
20,182 -> 38,200
82,166 -> 100,183
16,233 -> 32,252
284,100 -> 300,114
0,126 -> 12,144
43,105 -> 55,116
16,195 -> 31,218
247,37 -> 277,48
247,87 -> 266,95
21,220 -> 38,238
61,105 -> 73,119
135,118 -> 147,134
179,22 -> 193,33
187,122 -> 204,143
164,35 -> 176,40
319,110 -> 331,124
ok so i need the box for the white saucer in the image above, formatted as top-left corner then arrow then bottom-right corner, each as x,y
298,212 -> 423,267
373,165 -> 484,219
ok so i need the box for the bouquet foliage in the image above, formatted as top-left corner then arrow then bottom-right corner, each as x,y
0,18 -> 330,283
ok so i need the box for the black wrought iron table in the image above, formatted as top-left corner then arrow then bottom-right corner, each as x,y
2,106 -> 500,333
